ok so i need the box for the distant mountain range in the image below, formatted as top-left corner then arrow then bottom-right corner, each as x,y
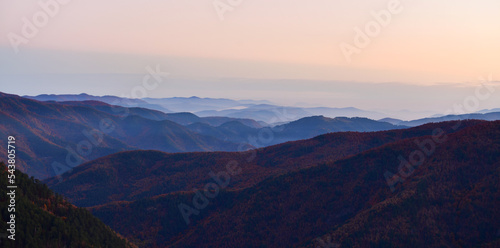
477,108 -> 500,114
53,101 -> 406,147
143,96 -> 272,112
380,112 -> 500,126
27,93 -> 389,122
43,120 -> 499,247
28,93 -> 500,125
0,93 -> 243,179
6,92 -> 500,181
195,104 -> 388,122
57,101 -> 265,127
185,115 -> 403,147
25,93 -> 173,113
26,94 -> 275,116
2,92 -> 413,178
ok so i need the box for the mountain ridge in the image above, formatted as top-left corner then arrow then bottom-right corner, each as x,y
0,93 -> 244,179
87,120 -> 500,247
46,120 -> 484,208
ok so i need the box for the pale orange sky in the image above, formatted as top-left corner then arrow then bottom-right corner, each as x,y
1,0 -> 499,83
1,0 -> 499,113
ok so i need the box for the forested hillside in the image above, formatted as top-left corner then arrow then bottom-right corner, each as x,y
0,163 -> 135,248
46,121 -> 482,207
88,121 -> 499,247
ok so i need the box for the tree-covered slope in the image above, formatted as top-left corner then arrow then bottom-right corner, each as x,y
47,121 -> 482,208
89,121 -> 499,247
0,163 -> 135,248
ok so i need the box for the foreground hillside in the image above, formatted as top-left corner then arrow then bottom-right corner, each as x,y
46,121 -> 481,207
0,163 -> 134,248
86,121 -> 500,247
303,121 -> 500,248
59,119 -> 500,247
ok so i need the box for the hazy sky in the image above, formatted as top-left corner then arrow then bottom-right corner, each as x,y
0,0 -> 499,112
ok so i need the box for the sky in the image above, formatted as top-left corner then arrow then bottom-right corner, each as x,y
0,0 -> 499,113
